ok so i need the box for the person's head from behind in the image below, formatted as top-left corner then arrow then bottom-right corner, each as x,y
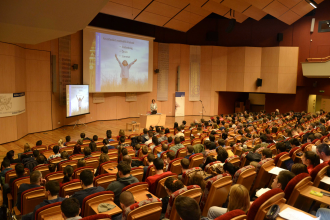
156,126 -> 161,133
290,138 -> 300,147
217,147 -> 228,163
44,180 -> 60,198
175,196 -> 201,220
118,162 -> 131,177
15,163 -> 25,177
179,136 -> 185,143
61,151 -> 69,160
152,136 -> 159,145
77,159 -> 86,168
142,146 -> 148,155
61,197 -> 80,219
180,158 -> 189,172
161,144 -> 168,152
1,159 -> 10,169
53,145 -> 60,154
93,135 -> 98,142
106,130 -> 112,139
100,154 -> 110,164
101,146 -> 108,154
48,163 -> 57,172
123,155 -> 132,167
218,139 -> 225,147
80,133 -> 85,139
135,144 -> 141,152
122,148 -> 128,156
103,138 -> 109,146
24,143 -> 31,152
228,184 -> 250,212
119,135 -> 126,144
63,165 -> 74,182
291,163 -> 308,175
167,151 -> 175,163
271,170 -> 295,190
164,177 -> 184,195
36,140 -> 42,146
6,150 -> 14,160
80,169 -> 93,188
119,129 -> 125,137
119,191 -> 135,210
209,134 -> 215,142
188,174 -> 206,191
36,155 -> 45,164
30,170 -> 42,185
174,137 -> 181,145
58,139 -> 64,146
168,136 -> 173,143
276,142 -> 286,154
261,148 -> 272,160
223,162 -> 239,176
316,144 -> 330,161
147,153 -> 155,165
65,136 -> 71,143
302,151 -> 320,168
84,147 -> 91,156
153,158 -> 164,171
187,145 -> 194,155
143,128 -> 148,134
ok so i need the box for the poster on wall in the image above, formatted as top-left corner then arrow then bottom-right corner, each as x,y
175,92 -> 185,117
126,92 -> 137,102
0,92 -> 25,118
189,45 -> 201,101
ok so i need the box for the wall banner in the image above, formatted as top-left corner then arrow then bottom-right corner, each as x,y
0,92 -> 25,118
175,92 -> 185,117
189,45 -> 201,101
157,43 -> 169,101
59,35 -> 71,106
126,92 -> 137,102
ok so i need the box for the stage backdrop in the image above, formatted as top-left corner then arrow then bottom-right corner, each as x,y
175,92 -> 185,117
189,45 -> 201,101
0,92 -> 25,118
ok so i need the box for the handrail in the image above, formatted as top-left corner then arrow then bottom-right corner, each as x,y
306,56 -> 330,63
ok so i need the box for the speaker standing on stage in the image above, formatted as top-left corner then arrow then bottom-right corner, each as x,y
150,99 -> 157,114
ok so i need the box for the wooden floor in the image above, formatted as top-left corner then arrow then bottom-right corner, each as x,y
0,116 -> 205,160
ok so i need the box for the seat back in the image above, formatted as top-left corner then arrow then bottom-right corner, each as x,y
182,167 -> 203,185
168,158 -> 183,175
12,176 -> 30,205
85,156 -> 100,169
131,167 -> 144,182
59,147 -> 74,155
93,173 -> 117,189
49,157 -> 63,164
5,168 -> 30,184
250,158 -> 274,194
81,214 -> 111,220
73,166 -> 94,179
176,148 -> 187,158
225,155 -> 240,167
91,151 -> 102,158
82,191 -> 115,217
285,173 -> 312,206
234,165 -> 256,191
155,173 -> 178,198
99,161 -> 118,175
145,165 -> 156,179
32,146 -> 48,152
122,182 -> 149,194
239,152 -> 250,168
33,164 -> 50,178
45,171 -> 64,183
124,198 -> 162,220
60,179 -> 82,197
69,154 -> 85,161
153,145 -> 162,156
35,202 -> 62,220
191,138 -> 201,145
204,161 -> 222,174
200,174 -> 232,216
247,189 -> 285,220
65,141 -> 77,147
188,153 -> 203,168
165,185 -> 202,220
108,152 -> 118,162
289,147 -> 302,163
313,164 -> 329,187
214,210 -> 247,220
21,187 -> 45,215
58,160 -> 77,171
274,152 -> 290,168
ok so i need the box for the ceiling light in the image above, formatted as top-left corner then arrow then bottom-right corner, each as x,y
306,0 -> 318,8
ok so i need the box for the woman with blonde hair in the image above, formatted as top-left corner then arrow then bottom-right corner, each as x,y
118,129 -> 125,138
95,153 -> 110,175
58,139 -> 64,149
24,143 -> 31,153
207,184 -> 250,219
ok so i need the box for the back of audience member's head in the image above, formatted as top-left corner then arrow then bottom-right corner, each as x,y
142,146 -> 148,155
65,136 -> 71,143
188,174 -> 206,191
290,138 -> 300,147
46,180 -> 60,196
291,163 -> 308,175
118,161 -> 131,175
218,139 -> 225,146
80,133 -> 85,138
58,139 -> 64,146
119,129 -> 125,137
147,153 -> 155,163
15,163 -> 25,176
61,197 -> 80,218
122,148 -> 128,156
167,151 -> 175,161
148,130 -> 153,138
152,136 -> 159,145
175,196 -> 201,220
30,170 -> 42,184
228,184 -> 250,213
101,146 -> 108,154
174,137 -> 181,145
119,191 -> 135,209
187,145 -> 194,154
261,148 -> 272,159
303,151 -> 320,167
272,170 -> 295,190
156,126 -> 161,133
122,155 -> 132,166
165,177 -> 184,193
36,155 -> 45,164
209,134 -> 215,142
276,142 -> 286,153
89,142 -> 97,152
168,136 -> 173,143
119,135 -> 126,144
63,165 -> 74,183
80,169 -> 94,186
77,159 -> 86,168
161,144 -> 168,152
1,158 -> 10,168
84,147 -> 91,156
179,136 -> 185,143
92,135 -> 98,142
180,158 -> 189,170
24,143 -> 31,152
316,144 -> 330,157
53,145 -> 60,154
143,128 -> 148,134
217,147 -> 228,163
100,154 -> 110,164
223,162 -> 239,176
103,138 -> 109,146
48,163 -> 57,172
36,140 -> 42,146
106,130 -> 112,139
61,151 -> 69,160
33,149 -> 40,158
153,158 -> 164,171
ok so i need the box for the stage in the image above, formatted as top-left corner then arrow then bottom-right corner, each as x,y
0,116 -> 208,160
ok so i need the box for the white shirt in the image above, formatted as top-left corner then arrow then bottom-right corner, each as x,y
150,103 -> 157,111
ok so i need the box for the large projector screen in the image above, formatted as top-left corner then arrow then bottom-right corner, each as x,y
66,85 -> 90,117
83,26 -> 154,93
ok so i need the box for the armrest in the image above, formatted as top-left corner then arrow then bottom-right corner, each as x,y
13,206 -> 21,216
7,193 -> 12,210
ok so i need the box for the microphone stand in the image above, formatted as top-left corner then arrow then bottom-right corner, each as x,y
200,100 -> 205,119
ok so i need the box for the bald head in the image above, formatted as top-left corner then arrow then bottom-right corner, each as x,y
120,191 -> 135,207
123,155 -> 132,166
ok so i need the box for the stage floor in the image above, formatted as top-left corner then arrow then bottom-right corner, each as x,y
0,116 -> 207,160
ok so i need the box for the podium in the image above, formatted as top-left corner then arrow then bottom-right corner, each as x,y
139,114 -> 166,129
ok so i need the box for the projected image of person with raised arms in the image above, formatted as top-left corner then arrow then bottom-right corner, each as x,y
76,95 -> 84,113
115,54 -> 137,86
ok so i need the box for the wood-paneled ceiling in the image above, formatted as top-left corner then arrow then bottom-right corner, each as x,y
101,0 -> 324,32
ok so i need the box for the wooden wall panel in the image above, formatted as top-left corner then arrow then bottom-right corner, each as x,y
226,47 -> 245,91
260,47 -> 280,93
244,47 -> 262,92
0,55 -> 15,93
